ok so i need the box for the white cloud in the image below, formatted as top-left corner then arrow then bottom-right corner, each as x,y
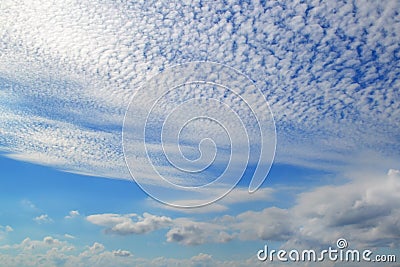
20,199 -> 38,210
65,210 -> 80,219
0,234 -> 397,267
1,236 -> 261,267
0,3 -> 399,258
0,237 -> 137,267
86,169 -> 400,251
166,218 -> 232,246
0,236 -> 66,251
85,212 -> 230,245
191,253 -> 212,262
0,0 -> 398,186
88,242 -> 105,254
288,168 -> 400,249
232,207 -> 293,242
34,214 -> 54,224
64,234 -> 75,239
86,213 -> 134,228
0,225 -> 13,240
86,213 -> 172,235
234,169 -> 400,249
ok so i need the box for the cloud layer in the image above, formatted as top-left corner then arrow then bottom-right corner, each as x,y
0,0 -> 399,182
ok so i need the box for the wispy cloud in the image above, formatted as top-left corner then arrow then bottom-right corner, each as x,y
148,187 -> 276,213
64,234 -> 75,239
20,199 -> 38,211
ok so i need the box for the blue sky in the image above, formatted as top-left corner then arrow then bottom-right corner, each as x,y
0,0 -> 399,266
0,154 -> 336,265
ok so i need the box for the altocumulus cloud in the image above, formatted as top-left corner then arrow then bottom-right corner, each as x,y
0,0 -> 398,182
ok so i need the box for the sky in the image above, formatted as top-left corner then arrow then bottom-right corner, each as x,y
0,0 -> 399,266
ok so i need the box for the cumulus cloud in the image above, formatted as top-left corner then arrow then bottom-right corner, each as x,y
0,237 -> 138,267
33,214 -> 53,224
43,236 -> 60,246
65,210 -> 80,219
1,236 -> 261,267
288,168 -> 400,249
0,0 -> 398,185
235,169 -> 400,249
0,225 -> 13,240
86,213 -> 172,235
191,253 -> 212,262
0,236 -> 66,251
88,242 -> 105,254
86,169 -> 400,250
166,219 -> 232,246
0,233 -> 397,267
232,207 -> 293,241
